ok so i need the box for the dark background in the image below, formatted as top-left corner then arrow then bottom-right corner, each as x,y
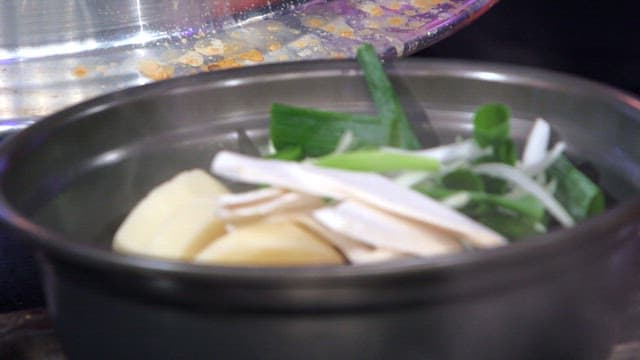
1,0 -> 639,312
417,0 -> 639,95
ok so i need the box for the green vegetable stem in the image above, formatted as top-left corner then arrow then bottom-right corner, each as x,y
356,43 -> 421,150
547,155 -> 605,221
315,150 -> 440,172
270,103 -> 389,157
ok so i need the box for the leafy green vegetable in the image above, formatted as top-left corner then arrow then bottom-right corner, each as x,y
471,211 -> 545,240
264,43 -> 606,244
493,139 -> 517,166
415,185 -> 546,222
441,169 -> 484,192
270,103 -> 390,157
547,155 -> 605,221
473,103 -> 511,148
356,43 -> 421,150
269,43 -> 424,157
470,104 -> 516,193
314,150 -> 439,172
415,183 -> 546,239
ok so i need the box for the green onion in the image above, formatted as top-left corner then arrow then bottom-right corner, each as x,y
546,155 -> 605,221
441,169 -> 484,192
356,43 -> 421,150
270,103 -> 390,157
415,185 -> 546,222
314,150 -> 440,172
473,103 -> 511,148
471,211 -> 545,240
263,43 -> 605,242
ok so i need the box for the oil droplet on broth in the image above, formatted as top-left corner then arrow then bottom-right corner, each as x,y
208,58 -> 242,71
194,38 -> 225,56
268,42 -> 283,51
72,65 -> 89,78
360,3 -> 384,17
302,16 -> 328,29
411,0 -> 439,10
387,16 -> 407,28
139,60 -> 175,81
178,51 -> 205,67
238,49 -> 265,63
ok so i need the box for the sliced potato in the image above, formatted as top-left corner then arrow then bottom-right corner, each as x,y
194,222 -> 345,266
113,169 -> 229,255
147,197 -> 226,260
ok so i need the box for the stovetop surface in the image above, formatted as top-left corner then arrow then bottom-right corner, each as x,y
2,307 -> 640,360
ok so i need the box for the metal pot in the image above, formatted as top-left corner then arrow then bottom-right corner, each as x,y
1,59 -> 640,359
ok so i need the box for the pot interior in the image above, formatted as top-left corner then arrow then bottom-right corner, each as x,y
3,60 -> 640,259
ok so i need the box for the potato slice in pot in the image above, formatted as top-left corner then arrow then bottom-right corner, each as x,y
147,197 -> 227,260
194,222 -> 345,266
113,169 -> 229,255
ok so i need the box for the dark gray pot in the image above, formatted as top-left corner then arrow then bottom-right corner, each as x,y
1,59 -> 640,359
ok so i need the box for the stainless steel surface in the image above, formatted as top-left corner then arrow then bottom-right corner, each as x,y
0,0 -> 498,122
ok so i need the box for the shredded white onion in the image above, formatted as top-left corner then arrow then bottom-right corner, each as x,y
382,139 -> 489,164
472,163 -> 575,227
521,142 -> 566,175
392,171 -> 433,187
522,118 -> 551,167
441,192 -> 471,209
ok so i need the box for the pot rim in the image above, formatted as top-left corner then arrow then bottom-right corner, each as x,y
1,58 -> 640,283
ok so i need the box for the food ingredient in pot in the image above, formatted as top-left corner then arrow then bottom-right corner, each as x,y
194,221 -> 344,266
113,169 -> 229,257
112,43 -> 605,266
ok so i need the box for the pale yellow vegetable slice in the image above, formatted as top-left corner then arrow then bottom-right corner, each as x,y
113,169 -> 229,255
147,197 -> 227,260
194,222 -> 345,266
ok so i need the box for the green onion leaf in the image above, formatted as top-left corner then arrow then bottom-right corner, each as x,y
270,103 -> 390,157
494,139 -> 517,166
473,103 -> 511,148
356,43 -> 421,150
546,155 -> 606,221
441,169 -> 484,192
315,150 -> 439,172
416,184 -> 546,222
471,211 -> 545,240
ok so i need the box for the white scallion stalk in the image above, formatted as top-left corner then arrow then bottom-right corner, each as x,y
382,139 -> 489,164
441,192 -> 471,209
522,118 -> 551,168
313,200 -> 463,257
212,151 -> 507,247
261,139 -> 277,157
472,163 -> 575,227
521,142 -> 566,176
392,171 -> 433,187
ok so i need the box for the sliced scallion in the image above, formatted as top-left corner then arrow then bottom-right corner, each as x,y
314,150 -> 440,172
